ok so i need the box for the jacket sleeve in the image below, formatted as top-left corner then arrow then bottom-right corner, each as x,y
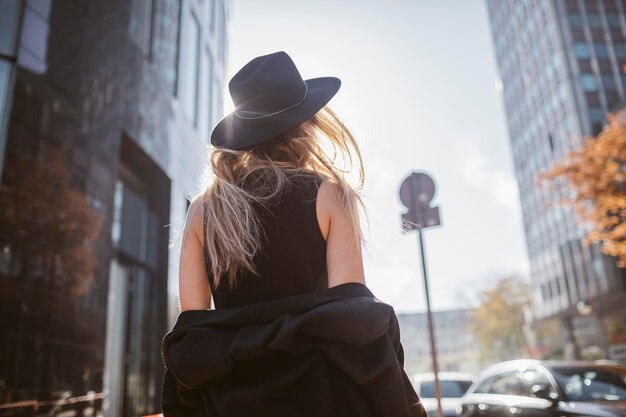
161,367 -> 201,417
390,309 -> 429,417
161,288 -> 428,417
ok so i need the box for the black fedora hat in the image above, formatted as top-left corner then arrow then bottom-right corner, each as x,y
210,51 -> 341,150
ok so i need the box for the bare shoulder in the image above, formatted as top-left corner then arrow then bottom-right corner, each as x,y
316,179 -> 366,286
316,180 -> 344,241
317,180 -> 343,213
184,197 -> 206,246
179,196 -> 212,311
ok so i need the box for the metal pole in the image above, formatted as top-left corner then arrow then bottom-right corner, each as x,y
417,227 -> 443,417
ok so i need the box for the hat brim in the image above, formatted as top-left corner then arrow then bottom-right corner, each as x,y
210,76 -> 341,150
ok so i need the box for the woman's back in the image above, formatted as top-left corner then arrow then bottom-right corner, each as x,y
202,172 -> 328,308
164,51 -> 425,417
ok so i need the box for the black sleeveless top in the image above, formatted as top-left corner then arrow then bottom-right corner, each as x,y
202,172 -> 328,309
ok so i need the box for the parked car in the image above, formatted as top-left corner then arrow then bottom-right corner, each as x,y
458,359 -> 626,417
411,372 -> 477,417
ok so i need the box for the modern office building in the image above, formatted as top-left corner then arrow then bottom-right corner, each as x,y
398,309 -> 482,376
486,0 -> 626,360
0,0 -> 228,415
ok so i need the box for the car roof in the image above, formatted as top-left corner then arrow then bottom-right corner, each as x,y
478,359 -> 626,379
543,360 -> 626,369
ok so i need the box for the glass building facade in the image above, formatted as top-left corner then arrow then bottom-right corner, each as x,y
0,0 -> 228,415
486,0 -> 626,360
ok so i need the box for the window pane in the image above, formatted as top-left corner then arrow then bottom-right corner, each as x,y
0,60 -> 10,109
594,42 -> 608,58
0,60 -> 11,141
475,371 -> 518,394
129,0 -> 153,55
489,372 -> 525,395
115,180 -> 150,261
420,380 -> 474,398
200,49 -> 214,141
589,106 -> 604,123
568,13 -> 582,27
587,13 -> 601,27
180,12 -> 200,126
574,42 -> 590,58
18,5 -> 50,73
553,367 -> 626,401
606,13 -> 620,27
602,74 -> 616,90
580,74 -> 597,91
519,370 -> 555,397
0,0 -> 20,55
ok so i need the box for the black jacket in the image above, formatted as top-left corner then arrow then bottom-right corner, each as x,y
161,282 -> 427,417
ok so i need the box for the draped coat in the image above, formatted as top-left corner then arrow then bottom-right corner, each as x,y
161,282 -> 427,417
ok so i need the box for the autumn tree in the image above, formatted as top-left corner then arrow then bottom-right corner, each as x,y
470,276 -> 531,364
0,140 -> 105,401
537,110 -> 626,266
0,142 -> 103,302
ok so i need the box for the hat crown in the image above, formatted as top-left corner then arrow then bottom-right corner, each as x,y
229,51 -> 307,117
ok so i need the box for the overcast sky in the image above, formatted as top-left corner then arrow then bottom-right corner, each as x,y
224,0 -> 529,313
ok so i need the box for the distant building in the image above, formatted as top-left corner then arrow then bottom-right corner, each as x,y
398,309 -> 482,376
0,0 -> 228,415
486,0 -> 626,360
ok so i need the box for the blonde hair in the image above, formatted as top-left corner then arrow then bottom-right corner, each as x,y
188,105 -> 366,289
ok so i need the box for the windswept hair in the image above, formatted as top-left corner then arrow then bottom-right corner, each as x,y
181,105 -> 367,289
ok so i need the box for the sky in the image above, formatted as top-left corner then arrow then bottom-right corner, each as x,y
224,0 -> 530,313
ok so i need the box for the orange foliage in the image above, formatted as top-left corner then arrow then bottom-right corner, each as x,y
537,110 -> 626,267
0,143 -> 103,300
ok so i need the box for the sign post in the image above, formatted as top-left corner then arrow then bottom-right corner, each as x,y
399,172 -> 443,417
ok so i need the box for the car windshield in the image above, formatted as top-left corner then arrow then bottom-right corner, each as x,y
552,366 -> 626,402
420,380 -> 474,398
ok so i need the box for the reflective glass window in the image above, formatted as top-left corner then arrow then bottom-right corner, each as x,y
0,61 -> 10,110
602,74 -> 616,90
553,367 -> 626,401
594,42 -> 608,58
0,60 -> 11,146
0,0 -> 20,55
589,106 -> 604,123
200,48 -> 214,142
568,13 -> 582,27
580,74 -> 597,91
587,13 -> 601,27
606,13 -> 620,27
180,11 -> 201,126
420,380 -> 474,398
490,372 -> 526,396
129,0 -> 154,55
574,42 -> 590,58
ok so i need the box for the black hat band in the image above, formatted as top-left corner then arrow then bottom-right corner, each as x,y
233,81 -> 309,120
